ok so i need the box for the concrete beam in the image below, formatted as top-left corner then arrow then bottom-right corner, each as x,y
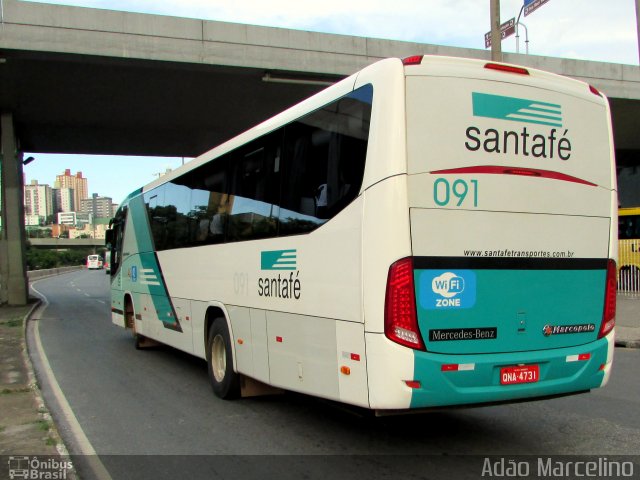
28,238 -> 105,248
0,0 -> 638,156
3,0 -> 638,99
505,53 -> 640,101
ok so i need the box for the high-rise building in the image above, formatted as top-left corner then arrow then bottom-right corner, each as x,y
54,169 -> 88,211
80,193 -> 114,219
53,187 -> 75,213
24,180 -> 53,225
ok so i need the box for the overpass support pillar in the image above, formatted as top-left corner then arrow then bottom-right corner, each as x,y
0,112 -> 28,305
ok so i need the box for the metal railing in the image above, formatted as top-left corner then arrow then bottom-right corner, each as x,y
618,239 -> 640,295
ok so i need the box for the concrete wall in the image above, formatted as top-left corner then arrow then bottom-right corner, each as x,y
27,265 -> 84,281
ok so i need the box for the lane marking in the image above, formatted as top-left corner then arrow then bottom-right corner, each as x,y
30,280 -> 113,480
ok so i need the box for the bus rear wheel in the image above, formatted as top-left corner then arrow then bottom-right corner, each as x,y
207,318 -> 240,399
126,298 -> 154,349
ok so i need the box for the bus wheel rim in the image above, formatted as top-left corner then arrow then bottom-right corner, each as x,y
212,334 -> 226,383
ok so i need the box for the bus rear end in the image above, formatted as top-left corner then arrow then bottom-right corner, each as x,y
87,254 -> 102,270
368,56 -> 617,411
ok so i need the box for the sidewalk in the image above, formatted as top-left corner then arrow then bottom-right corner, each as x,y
0,300 -> 67,457
0,291 -> 638,472
614,294 -> 640,348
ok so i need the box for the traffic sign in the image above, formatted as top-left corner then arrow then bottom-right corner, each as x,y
524,0 -> 550,17
485,17 -> 516,48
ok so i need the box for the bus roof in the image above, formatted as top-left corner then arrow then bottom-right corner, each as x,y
122,55 -> 611,204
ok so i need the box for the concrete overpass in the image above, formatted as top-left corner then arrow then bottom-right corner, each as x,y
1,0 -> 639,304
28,238 -> 105,249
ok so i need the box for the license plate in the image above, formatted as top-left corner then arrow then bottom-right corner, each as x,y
500,365 -> 539,385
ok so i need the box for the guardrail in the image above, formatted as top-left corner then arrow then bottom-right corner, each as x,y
27,265 -> 84,281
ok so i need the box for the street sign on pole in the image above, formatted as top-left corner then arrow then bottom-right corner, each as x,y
485,18 -> 516,48
524,0 -> 550,17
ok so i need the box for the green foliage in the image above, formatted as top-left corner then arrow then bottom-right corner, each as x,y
1,387 -> 30,395
25,246 -> 95,270
35,419 -> 50,431
4,318 -> 21,328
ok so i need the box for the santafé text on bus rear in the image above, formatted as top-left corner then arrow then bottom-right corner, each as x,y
465,126 -> 572,160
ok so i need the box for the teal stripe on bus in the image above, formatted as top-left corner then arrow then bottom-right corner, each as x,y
128,193 -> 182,332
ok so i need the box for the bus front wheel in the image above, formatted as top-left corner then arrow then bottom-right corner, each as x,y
207,318 -> 240,399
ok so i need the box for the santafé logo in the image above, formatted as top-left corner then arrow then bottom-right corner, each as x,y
472,92 -> 563,127
260,249 -> 297,271
465,92 -> 572,161
258,249 -> 301,300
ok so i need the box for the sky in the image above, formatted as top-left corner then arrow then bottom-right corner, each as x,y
22,0 -> 639,204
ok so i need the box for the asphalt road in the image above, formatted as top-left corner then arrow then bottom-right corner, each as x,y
29,270 -> 640,480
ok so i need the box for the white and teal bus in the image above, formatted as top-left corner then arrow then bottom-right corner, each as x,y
107,55 -> 617,412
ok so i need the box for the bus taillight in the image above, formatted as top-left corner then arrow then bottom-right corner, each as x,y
402,55 -> 424,66
384,257 -> 425,350
599,259 -> 617,338
484,62 -> 530,75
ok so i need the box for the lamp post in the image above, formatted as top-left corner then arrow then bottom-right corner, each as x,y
515,21 -> 529,54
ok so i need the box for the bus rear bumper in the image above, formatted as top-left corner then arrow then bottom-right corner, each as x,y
406,330 -> 614,409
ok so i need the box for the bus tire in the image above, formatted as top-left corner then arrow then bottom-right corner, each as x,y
207,318 -> 240,399
134,333 -> 147,350
126,298 -> 153,350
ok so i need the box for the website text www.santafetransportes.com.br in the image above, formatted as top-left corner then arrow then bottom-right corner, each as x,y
463,250 -> 575,258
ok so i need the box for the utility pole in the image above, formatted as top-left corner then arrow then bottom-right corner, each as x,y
490,0 -> 502,61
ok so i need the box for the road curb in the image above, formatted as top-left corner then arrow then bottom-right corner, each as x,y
23,296 -> 74,461
615,339 -> 640,349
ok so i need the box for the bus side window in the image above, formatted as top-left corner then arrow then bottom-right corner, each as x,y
203,170 -> 229,244
185,159 -> 229,246
150,84 -> 372,248
163,182 -> 192,250
144,188 -> 165,251
227,133 -> 281,242
111,205 -> 127,275
279,84 -> 372,234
